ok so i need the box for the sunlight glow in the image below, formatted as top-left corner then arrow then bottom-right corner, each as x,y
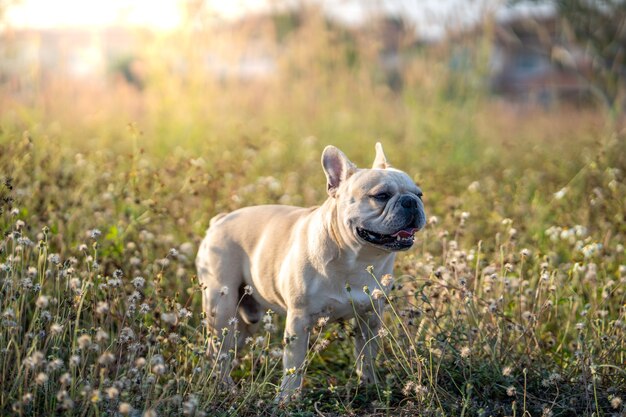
3,0 -> 272,30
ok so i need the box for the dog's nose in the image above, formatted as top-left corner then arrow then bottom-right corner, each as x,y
400,195 -> 418,210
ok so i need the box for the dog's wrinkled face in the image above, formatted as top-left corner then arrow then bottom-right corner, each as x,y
322,143 -> 426,252
340,169 -> 425,251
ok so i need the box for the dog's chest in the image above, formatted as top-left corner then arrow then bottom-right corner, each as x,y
309,275 -> 382,320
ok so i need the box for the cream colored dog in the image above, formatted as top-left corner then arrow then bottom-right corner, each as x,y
196,143 -> 425,401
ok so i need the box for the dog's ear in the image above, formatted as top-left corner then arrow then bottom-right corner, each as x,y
322,146 -> 356,197
372,142 -> 389,169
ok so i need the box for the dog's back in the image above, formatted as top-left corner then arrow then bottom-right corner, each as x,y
196,205 -> 315,351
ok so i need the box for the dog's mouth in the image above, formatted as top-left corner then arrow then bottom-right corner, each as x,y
356,227 -> 419,251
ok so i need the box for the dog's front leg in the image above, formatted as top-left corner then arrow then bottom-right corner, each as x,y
354,303 -> 383,385
276,311 -> 310,403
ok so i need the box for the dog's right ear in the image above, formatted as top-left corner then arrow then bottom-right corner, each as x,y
322,146 -> 356,197
372,142 -> 389,169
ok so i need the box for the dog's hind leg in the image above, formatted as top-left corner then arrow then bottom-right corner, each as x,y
196,239 -> 242,381
236,284 -> 263,349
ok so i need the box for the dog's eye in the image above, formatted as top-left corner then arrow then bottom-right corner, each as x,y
372,192 -> 391,202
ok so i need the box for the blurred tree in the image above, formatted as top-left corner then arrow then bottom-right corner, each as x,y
522,0 -> 626,113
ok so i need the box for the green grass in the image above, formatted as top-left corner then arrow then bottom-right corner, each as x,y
1,13 -> 625,416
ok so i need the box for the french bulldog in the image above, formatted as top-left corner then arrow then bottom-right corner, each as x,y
195,143 -> 425,402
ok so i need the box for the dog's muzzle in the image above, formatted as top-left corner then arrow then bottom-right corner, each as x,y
356,225 -> 420,250
357,195 -> 425,251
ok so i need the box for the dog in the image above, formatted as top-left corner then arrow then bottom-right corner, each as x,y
196,143 -> 425,402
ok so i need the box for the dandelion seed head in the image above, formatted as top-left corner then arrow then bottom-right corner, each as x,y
381,274 -> 394,287
160,312 -> 177,325
610,396 -> 622,409
243,284 -> 253,295
36,372 -> 49,385
96,301 -> 109,315
69,355 -> 80,367
59,373 -> 72,385
106,386 -> 119,399
132,276 -> 145,288
460,346 -> 471,358
98,352 -> 115,366
77,334 -> 92,349
46,358 -> 63,372
69,277 -> 81,291
371,288 -> 385,300
316,316 -> 329,327
119,327 -> 136,343
152,364 -> 166,375
119,402 -> 132,415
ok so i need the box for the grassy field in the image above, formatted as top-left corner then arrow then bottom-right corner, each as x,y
1,13 -> 626,416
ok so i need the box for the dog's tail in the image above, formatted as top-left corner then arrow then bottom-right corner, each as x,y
209,213 -> 227,228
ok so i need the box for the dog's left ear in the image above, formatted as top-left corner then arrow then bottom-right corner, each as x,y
372,142 -> 389,169
322,146 -> 357,197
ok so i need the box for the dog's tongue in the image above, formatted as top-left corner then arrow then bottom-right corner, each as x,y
391,228 -> 418,238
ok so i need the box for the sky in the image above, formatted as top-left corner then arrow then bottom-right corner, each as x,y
2,0 -> 553,39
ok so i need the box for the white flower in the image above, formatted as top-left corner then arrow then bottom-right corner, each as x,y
96,301 -> 109,315
460,346 -> 471,358
381,274 -> 394,287
96,329 -> 109,343
119,402 -> 132,415
59,372 -> 72,385
161,312 -> 177,325
98,352 -> 115,366
50,323 -> 63,335
36,372 -> 49,385
132,276 -> 145,288
371,289 -> 385,300
36,295 -> 49,309
467,181 -> 480,192
316,316 -> 329,327
69,278 -> 81,291
106,387 -> 119,399
554,187 -> 568,200
77,334 -> 92,349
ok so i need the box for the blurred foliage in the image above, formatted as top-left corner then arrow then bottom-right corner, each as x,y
521,0 -> 626,113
